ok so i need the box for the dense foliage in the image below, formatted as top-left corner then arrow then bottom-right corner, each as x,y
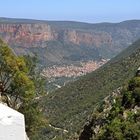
0,39 -> 34,108
0,39 -> 47,139
45,39 -> 140,139
79,71 -> 140,140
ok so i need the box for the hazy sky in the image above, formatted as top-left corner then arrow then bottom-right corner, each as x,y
0,0 -> 140,23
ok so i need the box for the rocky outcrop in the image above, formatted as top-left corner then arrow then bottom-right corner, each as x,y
63,30 -> 112,46
1,19 -> 140,67
0,23 -> 113,48
0,24 -> 57,47
0,19 -> 140,59
79,88 -> 122,140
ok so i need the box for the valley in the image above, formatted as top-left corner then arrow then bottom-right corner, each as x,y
1,18 -> 140,67
1,0 -> 140,140
42,59 -> 109,91
1,18 -> 140,92
42,59 -> 108,79
45,39 -> 140,139
1,17 -> 140,139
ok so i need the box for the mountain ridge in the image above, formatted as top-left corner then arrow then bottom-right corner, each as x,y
1,17 -> 140,25
1,18 -> 140,67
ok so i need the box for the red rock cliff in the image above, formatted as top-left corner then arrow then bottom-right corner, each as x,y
63,30 -> 112,46
0,23 -> 112,48
0,24 -> 57,47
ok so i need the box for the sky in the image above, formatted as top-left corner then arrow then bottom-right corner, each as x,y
0,0 -> 140,23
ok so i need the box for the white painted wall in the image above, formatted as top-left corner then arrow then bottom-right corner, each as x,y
0,104 -> 26,140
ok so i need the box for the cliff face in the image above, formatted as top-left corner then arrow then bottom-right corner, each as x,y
63,30 -> 112,46
0,23 -> 113,48
0,24 -> 57,47
1,20 -> 140,52
1,19 -> 140,66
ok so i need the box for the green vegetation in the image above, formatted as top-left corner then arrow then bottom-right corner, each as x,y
45,39 -> 140,139
0,39 -> 47,139
28,40 -> 101,66
85,72 -> 140,140
0,39 -> 34,108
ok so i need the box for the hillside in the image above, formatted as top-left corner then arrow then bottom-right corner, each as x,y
44,39 -> 140,139
1,18 -> 140,92
79,71 -> 140,140
1,18 -> 140,66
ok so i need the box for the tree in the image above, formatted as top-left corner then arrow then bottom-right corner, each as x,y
0,39 -> 47,139
0,39 -> 35,108
23,54 -> 47,97
19,55 -> 48,138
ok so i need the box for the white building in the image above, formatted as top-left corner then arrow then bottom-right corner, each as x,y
0,103 -> 26,140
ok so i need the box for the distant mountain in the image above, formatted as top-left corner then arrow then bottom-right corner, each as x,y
44,39 -> 140,139
1,18 -> 140,66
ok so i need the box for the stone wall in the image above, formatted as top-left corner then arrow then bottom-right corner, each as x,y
0,103 -> 27,140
